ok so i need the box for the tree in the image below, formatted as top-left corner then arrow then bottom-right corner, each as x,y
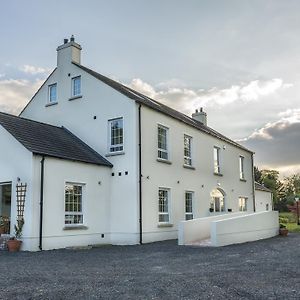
259,169 -> 282,209
254,166 -> 262,183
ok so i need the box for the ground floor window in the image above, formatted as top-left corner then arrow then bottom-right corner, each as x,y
185,191 -> 194,220
158,188 -> 170,223
65,183 -> 84,225
0,183 -> 11,234
210,188 -> 225,212
239,197 -> 248,211
266,203 -> 269,211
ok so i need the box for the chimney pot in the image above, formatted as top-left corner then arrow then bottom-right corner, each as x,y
70,35 -> 75,42
64,38 -> 68,44
192,107 -> 207,125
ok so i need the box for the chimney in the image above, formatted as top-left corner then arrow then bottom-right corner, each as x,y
56,35 -> 82,66
192,107 -> 207,125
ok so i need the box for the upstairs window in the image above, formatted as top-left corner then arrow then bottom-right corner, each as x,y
214,146 -> 221,174
65,183 -> 84,225
158,125 -> 169,160
72,76 -> 81,97
239,197 -> 247,212
48,83 -> 57,103
185,191 -> 194,220
158,188 -> 170,223
239,156 -> 245,179
184,135 -> 192,166
109,118 -> 124,153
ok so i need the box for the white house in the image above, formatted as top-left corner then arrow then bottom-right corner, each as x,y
0,37 -> 278,251
255,182 -> 273,212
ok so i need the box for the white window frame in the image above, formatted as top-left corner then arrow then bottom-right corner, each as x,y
185,191 -> 194,220
108,117 -> 124,153
48,83 -> 57,103
157,125 -> 169,161
64,182 -> 85,226
71,76 -> 81,97
238,197 -> 247,212
239,156 -> 245,180
158,188 -> 170,224
213,146 -> 221,174
184,135 -> 192,166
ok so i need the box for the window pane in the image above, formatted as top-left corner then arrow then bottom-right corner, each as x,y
65,184 -> 83,225
49,84 -> 57,102
214,147 -> 220,173
158,189 -> 169,223
239,156 -> 244,179
72,77 -> 81,96
109,118 -> 124,152
184,136 -> 192,165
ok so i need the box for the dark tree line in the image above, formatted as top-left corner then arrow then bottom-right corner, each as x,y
255,167 -> 300,212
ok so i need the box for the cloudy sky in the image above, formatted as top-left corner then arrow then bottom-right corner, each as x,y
1,0 -> 300,176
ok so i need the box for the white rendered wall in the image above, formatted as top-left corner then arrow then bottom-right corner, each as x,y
255,189 -> 273,212
25,156 -> 112,251
178,212 -> 247,245
210,211 -> 279,246
0,125 -> 33,250
140,105 -> 254,243
20,54 -> 140,244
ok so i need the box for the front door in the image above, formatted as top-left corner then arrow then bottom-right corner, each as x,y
0,183 -> 12,234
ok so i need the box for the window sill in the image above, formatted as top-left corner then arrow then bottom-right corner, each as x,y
158,223 -> 173,228
157,158 -> 172,165
63,225 -> 88,231
105,151 -> 125,157
214,172 -> 223,177
45,102 -> 58,107
240,178 -> 247,182
183,164 -> 195,170
69,95 -> 83,101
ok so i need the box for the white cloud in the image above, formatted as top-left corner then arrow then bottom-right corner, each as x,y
127,78 -> 292,115
0,79 -> 43,115
20,65 -> 50,75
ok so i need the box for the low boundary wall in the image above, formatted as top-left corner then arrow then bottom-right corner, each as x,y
210,211 -> 279,246
178,212 -> 247,245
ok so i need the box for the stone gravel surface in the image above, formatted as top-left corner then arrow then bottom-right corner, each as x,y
0,234 -> 299,299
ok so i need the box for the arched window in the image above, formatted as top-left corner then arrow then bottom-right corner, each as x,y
210,188 -> 225,212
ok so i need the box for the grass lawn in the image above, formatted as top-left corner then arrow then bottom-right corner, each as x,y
279,212 -> 300,233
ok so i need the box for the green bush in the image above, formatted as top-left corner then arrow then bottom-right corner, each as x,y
279,216 -> 289,224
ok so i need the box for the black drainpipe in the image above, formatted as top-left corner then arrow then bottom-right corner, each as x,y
39,156 -> 45,251
251,153 -> 256,212
138,104 -> 143,245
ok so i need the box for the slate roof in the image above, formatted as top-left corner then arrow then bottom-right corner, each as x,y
73,62 -> 253,153
255,182 -> 272,193
0,112 -> 112,167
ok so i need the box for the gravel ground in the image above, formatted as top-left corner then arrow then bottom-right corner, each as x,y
0,234 -> 299,300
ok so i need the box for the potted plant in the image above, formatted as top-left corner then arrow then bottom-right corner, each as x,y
7,218 -> 24,252
279,224 -> 288,236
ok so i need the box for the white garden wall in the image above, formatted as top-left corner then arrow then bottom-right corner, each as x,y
178,212 -> 247,245
210,211 -> 279,246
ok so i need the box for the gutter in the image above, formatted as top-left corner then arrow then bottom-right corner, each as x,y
138,104 -> 143,244
251,154 -> 256,212
39,156 -> 45,250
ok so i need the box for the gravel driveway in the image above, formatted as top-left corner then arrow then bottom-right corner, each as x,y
0,234 -> 299,299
